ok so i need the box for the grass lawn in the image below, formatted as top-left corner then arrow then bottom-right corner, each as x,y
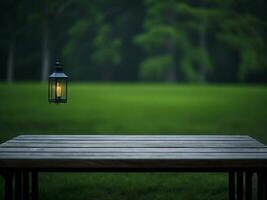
0,83 -> 267,200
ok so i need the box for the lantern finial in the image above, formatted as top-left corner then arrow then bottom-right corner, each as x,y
55,60 -> 63,72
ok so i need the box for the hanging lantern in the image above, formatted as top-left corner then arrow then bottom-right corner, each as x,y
48,61 -> 68,103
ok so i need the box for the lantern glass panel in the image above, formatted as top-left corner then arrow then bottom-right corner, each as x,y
49,77 -> 67,103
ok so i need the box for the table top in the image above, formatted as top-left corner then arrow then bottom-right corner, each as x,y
0,135 -> 267,171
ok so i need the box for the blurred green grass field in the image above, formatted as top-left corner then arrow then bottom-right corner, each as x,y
0,83 -> 267,200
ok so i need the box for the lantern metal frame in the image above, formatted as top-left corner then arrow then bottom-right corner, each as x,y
48,61 -> 68,104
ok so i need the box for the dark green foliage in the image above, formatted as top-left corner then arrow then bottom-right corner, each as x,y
217,13 -> 267,81
134,0 -> 214,82
92,23 -> 122,81
0,0 -> 267,82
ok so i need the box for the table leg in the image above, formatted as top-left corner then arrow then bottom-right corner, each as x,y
237,171 -> 243,200
2,172 -> 14,200
229,172 -> 236,200
245,172 -> 253,200
263,172 -> 267,200
258,172 -> 264,200
15,172 -> 23,200
23,172 -> 30,200
32,171 -> 39,200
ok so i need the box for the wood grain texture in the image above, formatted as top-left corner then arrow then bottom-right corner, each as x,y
1,147 -> 267,153
13,135 -> 257,141
0,135 -> 266,169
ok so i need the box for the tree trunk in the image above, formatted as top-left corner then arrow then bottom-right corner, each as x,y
41,0 -> 50,83
41,26 -> 50,82
6,38 -> 15,83
165,13 -> 176,83
102,69 -> 113,82
198,1 -> 208,83
198,22 -> 207,83
165,38 -> 176,82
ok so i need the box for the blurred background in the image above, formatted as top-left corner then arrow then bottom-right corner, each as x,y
0,0 -> 267,200
1,0 -> 267,83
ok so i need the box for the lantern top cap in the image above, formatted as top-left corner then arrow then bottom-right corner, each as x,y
49,60 -> 68,78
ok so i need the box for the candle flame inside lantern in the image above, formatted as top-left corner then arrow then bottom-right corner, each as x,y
56,82 -> 62,98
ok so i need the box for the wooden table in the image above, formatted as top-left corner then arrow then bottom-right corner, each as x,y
0,135 -> 267,200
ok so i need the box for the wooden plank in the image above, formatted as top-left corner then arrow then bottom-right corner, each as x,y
1,152 -> 267,159
1,143 -> 264,149
0,147 -> 267,153
1,156 -> 267,161
8,138 -> 262,144
1,152 -> 267,156
12,138 -> 255,142
3,137 -> 264,143
7,135 -> 262,144
1,141 -> 265,148
5,140 -> 262,145
1,158 -> 267,169
17,134 -> 253,138
15,135 -> 255,141
0,135 -> 266,169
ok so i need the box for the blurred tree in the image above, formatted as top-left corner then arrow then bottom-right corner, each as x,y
214,1 -> 267,81
0,0 -> 27,83
62,0 -> 97,80
198,1 -> 209,83
135,0 -> 214,82
40,0 -> 74,82
174,1 -> 217,82
63,0 -> 122,81
135,0 -> 179,82
41,0 -> 50,83
91,8 -> 122,81
0,0 -> 267,83
92,24 -> 122,81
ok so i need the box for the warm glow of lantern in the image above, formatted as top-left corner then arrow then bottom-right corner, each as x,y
48,61 -> 68,103
56,82 -> 62,98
